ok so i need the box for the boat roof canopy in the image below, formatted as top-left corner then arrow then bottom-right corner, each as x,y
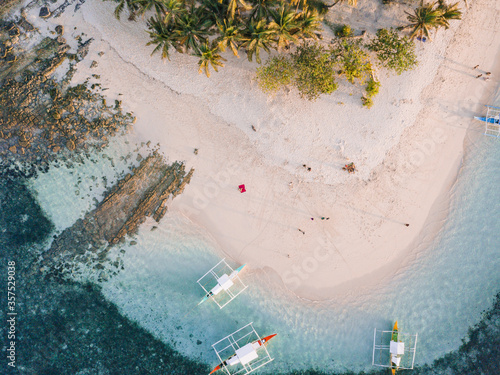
390,341 -> 405,355
217,274 -> 234,291
236,343 -> 259,365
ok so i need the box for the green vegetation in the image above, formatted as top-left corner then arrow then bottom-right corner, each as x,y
404,0 -> 462,40
334,24 -> 353,38
331,39 -> 371,84
104,0 -> 462,105
255,55 -> 294,93
362,77 -> 380,108
109,0 -> 324,76
196,42 -> 226,77
367,28 -> 417,75
255,43 -> 337,100
293,43 -> 338,100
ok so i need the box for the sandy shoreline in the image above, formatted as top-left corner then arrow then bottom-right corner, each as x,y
22,0 -> 500,301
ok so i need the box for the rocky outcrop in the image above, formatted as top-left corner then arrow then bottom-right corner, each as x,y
37,152 -> 194,276
0,30 -> 133,177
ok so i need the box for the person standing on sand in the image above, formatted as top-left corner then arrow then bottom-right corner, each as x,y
473,65 -> 479,69
476,74 -> 483,78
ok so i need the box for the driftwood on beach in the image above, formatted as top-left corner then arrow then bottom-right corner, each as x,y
37,152 -> 194,276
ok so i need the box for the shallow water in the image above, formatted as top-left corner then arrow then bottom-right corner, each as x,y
28,130 -> 500,373
29,137 -> 149,231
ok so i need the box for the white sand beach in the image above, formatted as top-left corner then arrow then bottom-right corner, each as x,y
25,0 -> 500,302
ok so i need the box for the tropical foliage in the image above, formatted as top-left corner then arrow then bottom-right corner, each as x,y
255,55 -> 294,93
367,28 -> 417,75
331,39 -> 371,84
108,0 -> 326,76
256,42 -> 338,101
335,24 -> 353,38
361,77 -> 380,108
105,0 -> 462,105
196,42 -> 226,77
292,43 -> 338,100
404,0 -> 462,40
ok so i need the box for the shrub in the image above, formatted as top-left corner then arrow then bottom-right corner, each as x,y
361,96 -> 373,108
367,28 -> 418,75
292,43 -> 338,101
255,56 -> 294,94
365,78 -> 380,98
331,39 -> 371,84
335,24 -> 353,38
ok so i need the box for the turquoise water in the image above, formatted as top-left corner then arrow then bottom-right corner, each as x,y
28,128 -> 499,373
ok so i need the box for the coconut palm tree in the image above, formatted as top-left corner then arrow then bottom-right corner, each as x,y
404,1 -> 443,40
195,42 -> 227,77
201,0 -> 228,24
268,5 -> 301,50
132,0 -> 168,17
248,0 -> 277,20
225,0 -> 252,21
174,6 -> 213,53
216,19 -> 247,57
161,0 -> 186,24
437,0 -> 462,29
296,7 -> 323,39
242,18 -> 274,63
146,15 -> 178,60
112,0 -> 139,20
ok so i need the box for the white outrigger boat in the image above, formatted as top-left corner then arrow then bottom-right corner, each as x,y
210,322 -> 276,375
197,259 -> 248,309
474,104 -> 500,137
372,321 -> 418,374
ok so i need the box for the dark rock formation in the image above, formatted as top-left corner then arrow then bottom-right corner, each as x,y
37,152 -> 194,276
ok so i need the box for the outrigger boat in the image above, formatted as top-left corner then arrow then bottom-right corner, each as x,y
211,322 -> 276,375
197,259 -> 248,309
209,333 -> 277,374
390,321 -> 402,375
198,264 -> 246,306
372,322 -> 418,374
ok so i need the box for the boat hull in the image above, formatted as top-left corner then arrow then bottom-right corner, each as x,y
475,116 -> 500,124
209,333 -> 276,374
390,321 -> 399,374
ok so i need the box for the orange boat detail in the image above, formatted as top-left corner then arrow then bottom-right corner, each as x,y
209,334 -> 277,374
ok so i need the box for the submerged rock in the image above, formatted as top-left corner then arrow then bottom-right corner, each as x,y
34,152 -> 194,276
